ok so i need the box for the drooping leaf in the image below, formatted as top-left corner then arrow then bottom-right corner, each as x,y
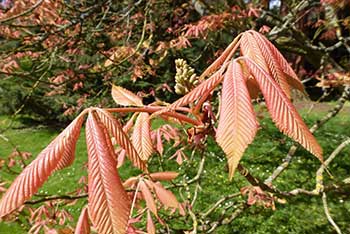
149,172 -> 179,181
0,115 -> 84,218
153,182 -> 179,209
139,180 -> 157,216
132,113 -> 153,161
56,115 -> 85,170
241,31 -> 291,98
216,61 -> 259,179
74,207 -> 90,234
146,210 -> 156,234
253,31 -> 305,93
117,149 -> 127,168
111,84 -> 143,107
86,112 -> 131,234
96,108 -> 147,171
155,130 -> 164,155
123,113 -> 138,133
244,59 -> 323,160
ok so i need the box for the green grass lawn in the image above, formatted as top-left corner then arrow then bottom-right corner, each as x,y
0,103 -> 349,233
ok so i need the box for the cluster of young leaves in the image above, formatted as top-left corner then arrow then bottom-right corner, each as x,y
0,30 -> 323,233
165,30 -> 323,178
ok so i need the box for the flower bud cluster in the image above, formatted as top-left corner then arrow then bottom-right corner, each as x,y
174,59 -> 199,95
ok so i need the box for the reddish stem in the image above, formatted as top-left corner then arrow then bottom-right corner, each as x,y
104,106 -> 201,126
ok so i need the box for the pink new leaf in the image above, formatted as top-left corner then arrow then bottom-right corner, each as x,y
147,210 -> 156,234
253,31 -> 305,93
139,180 -> 157,217
74,207 -> 90,234
56,115 -> 85,170
132,113 -> 153,161
154,183 -> 179,209
216,61 -> 259,179
149,172 -> 179,181
0,115 -> 84,218
241,31 -> 291,98
156,69 -> 225,115
96,108 -> 147,171
244,59 -> 323,160
86,112 -> 131,234
200,34 -> 241,79
112,85 -> 143,106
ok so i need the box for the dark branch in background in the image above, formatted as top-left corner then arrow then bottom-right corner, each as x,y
237,164 -> 278,194
24,194 -> 87,205
0,0 -> 44,23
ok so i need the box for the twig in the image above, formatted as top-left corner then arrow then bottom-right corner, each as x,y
188,208 -> 198,234
24,194 -> 87,205
309,86 -> 350,134
288,188 -> 318,196
129,180 -> 141,219
322,192 -> 342,234
187,154 -> 206,184
205,203 -> 248,233
191,183 -> 201,207
221,203 -> 247,225
105,107 -> 202,126
237,164 -> 279,195
264,146 -> 297,185
0,0 -> 44,23
268,0 -> 311,38
288,137 -> 350,196
201,192 -> 241,218
315,138 -> 350,193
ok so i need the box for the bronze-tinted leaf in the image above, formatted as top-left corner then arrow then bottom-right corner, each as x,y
245,59 -> 323,161
154,182 -> 179,209
246,77 -> 261,99
216,61 -> 259,179
155,130 -> 164,155
86,112 -> 131,234
139,180 -> 157,216
74,207 -> 90,234
96,109 -> 147,171
132,113 -> 153,161
0,115 -> 84,218
112,84 -> 143,106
